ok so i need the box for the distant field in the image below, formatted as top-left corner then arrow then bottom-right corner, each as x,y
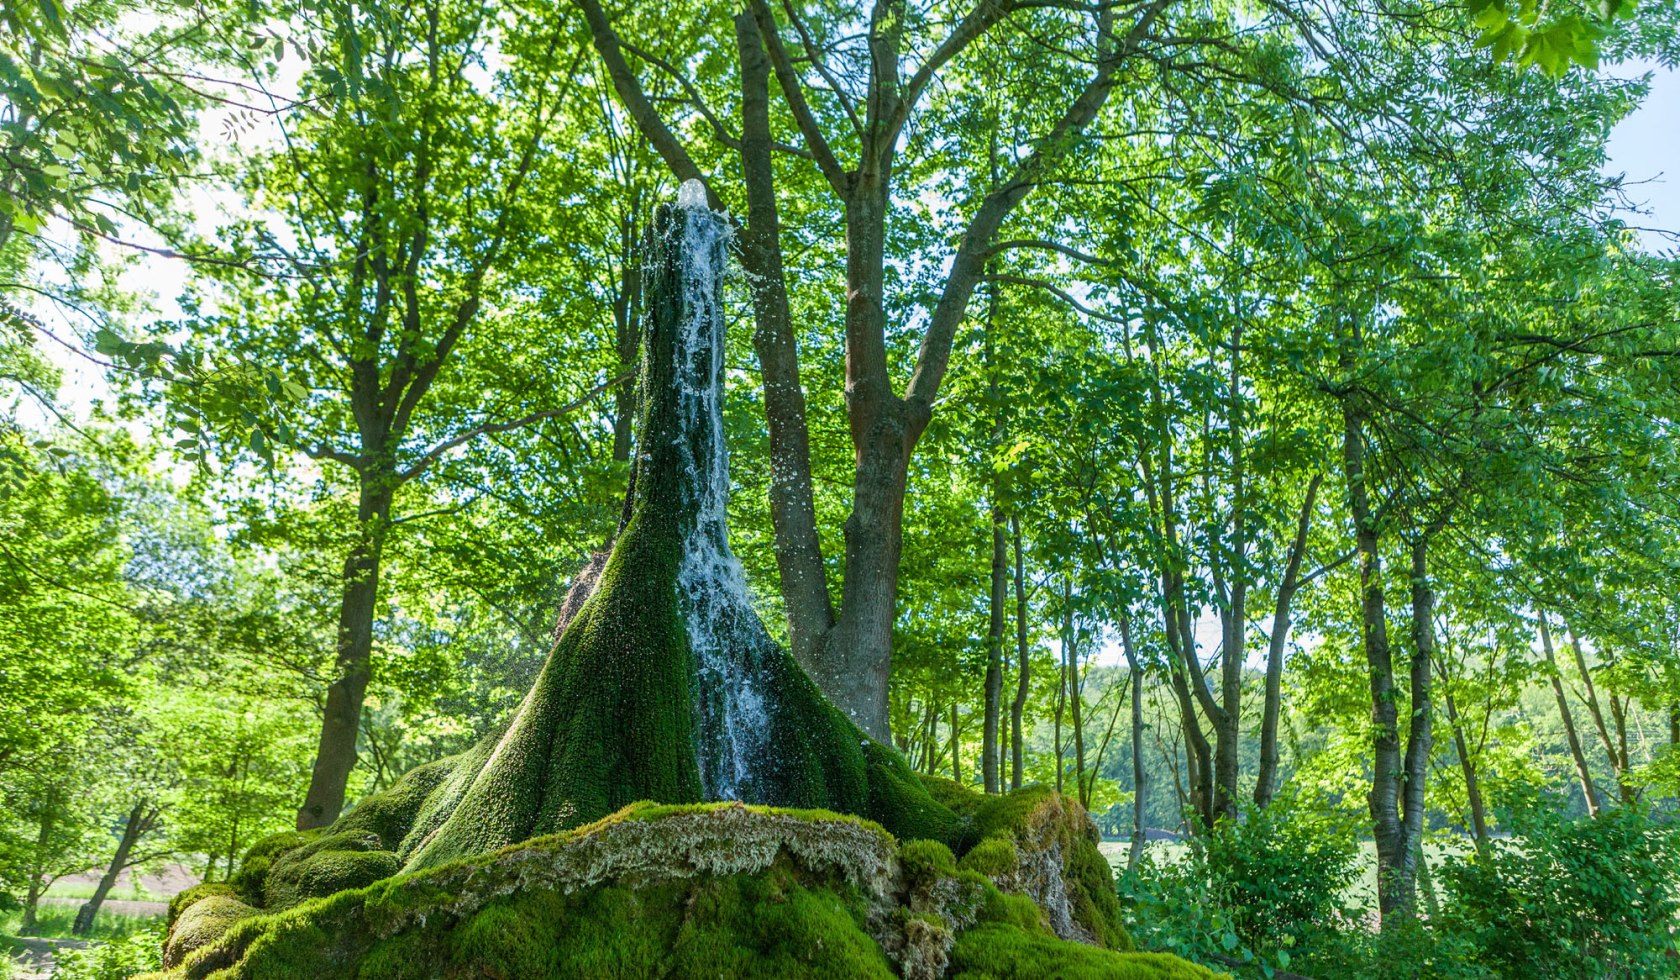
42,880 -> 168,903
1099,839 -> 1469,910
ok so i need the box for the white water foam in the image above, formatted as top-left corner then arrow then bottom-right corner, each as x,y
667,198 -> 771,801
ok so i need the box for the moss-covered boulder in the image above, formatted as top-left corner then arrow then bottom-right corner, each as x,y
142,803 -> 1220,980
163,894 -> 260,969
933,780 -> 1132,950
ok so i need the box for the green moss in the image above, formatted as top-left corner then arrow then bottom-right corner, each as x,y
901,839 -> 957,883
924,783 -> 1133,952
334,755 -> 459,847
163,894 -> 258,968
141,803 -> 1214,980
978,886 -> 1050,933
671,863 -> 896,979
168,883 -> 236,925
263,831 -> 400,911
1068,829 -> 1131,951
229,831 -> 318,904
949,923 -> 1228,980
961,838 -> 1020,879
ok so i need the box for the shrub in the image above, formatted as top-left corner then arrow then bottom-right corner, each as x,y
1199,800 -> 1359,951
53,927 -> 164,980
1438,798 -> 1680,978
1120,798 -> 1359,977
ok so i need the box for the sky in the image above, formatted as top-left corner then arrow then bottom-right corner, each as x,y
1603,59 -> 1679,251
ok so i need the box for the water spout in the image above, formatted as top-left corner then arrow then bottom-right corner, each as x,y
676,178 -> 708,210
663,190 -> 772,801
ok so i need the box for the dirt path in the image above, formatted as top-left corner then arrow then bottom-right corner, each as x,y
5,936 -> 90,980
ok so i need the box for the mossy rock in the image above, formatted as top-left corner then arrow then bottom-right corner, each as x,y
931,780 -> 1132,952
227,830 -> 319,905
164,894 -> 259,968
167,883 -> 237,926
139,803 -> 1220,980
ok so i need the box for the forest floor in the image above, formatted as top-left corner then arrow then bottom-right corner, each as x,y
2,936 -> 89,980
0,865 -> 191,977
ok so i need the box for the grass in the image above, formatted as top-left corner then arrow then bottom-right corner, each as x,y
0,905 -> 164,942
43,880 -> 168,903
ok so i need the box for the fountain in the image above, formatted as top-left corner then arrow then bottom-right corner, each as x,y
146,184 -> 1199,980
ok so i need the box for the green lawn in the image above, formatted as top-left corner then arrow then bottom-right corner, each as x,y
0,905 -> 163,943
42,880 -> 168,903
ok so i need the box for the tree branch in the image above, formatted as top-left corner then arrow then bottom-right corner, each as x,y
398,370 -> 632,482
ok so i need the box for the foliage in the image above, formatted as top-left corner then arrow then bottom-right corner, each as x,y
1121,800 -> 1360,978
1438,800 -> 1680,977
52,927 -> 165,980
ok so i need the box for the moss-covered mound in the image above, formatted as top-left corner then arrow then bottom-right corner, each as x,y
280,202 -> 955,883
934,780 -> 1131,950
149,803 -> 1221,980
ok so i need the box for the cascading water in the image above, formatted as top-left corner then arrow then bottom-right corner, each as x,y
668,179 -> 773,801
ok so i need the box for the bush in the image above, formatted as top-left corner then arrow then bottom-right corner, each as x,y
52,927 -> 164,980
1120,798 -> 1359,977
1438,799 -> 1680,978
1199,800 -> 1359,951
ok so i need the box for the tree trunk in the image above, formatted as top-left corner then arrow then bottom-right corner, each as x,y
298,477 -> 394,829
950,703 -> 963,783
1567,629 -> 1622,794
733,11 -> 833,669
983,503 -> 1007,794
1606,683 -> 1634,805
1539,613 -> 1600,816
1054,639 -> 1067,796
1010,515 -> 1029,791
610,202 -> 642,466
1162,587 -> 1214,833
1213,320 -> 1246,823
20,784 -> 58,935
1340,393 -> 1413,925
1063,592 -> 1086,804
1442,683 -> 1490,849
1416,840 -> 1441,921
1122,613 -> 1148,872
1255,475 -> 1321,808
73,801 -> 158,936
1400,536 -> 1435,908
